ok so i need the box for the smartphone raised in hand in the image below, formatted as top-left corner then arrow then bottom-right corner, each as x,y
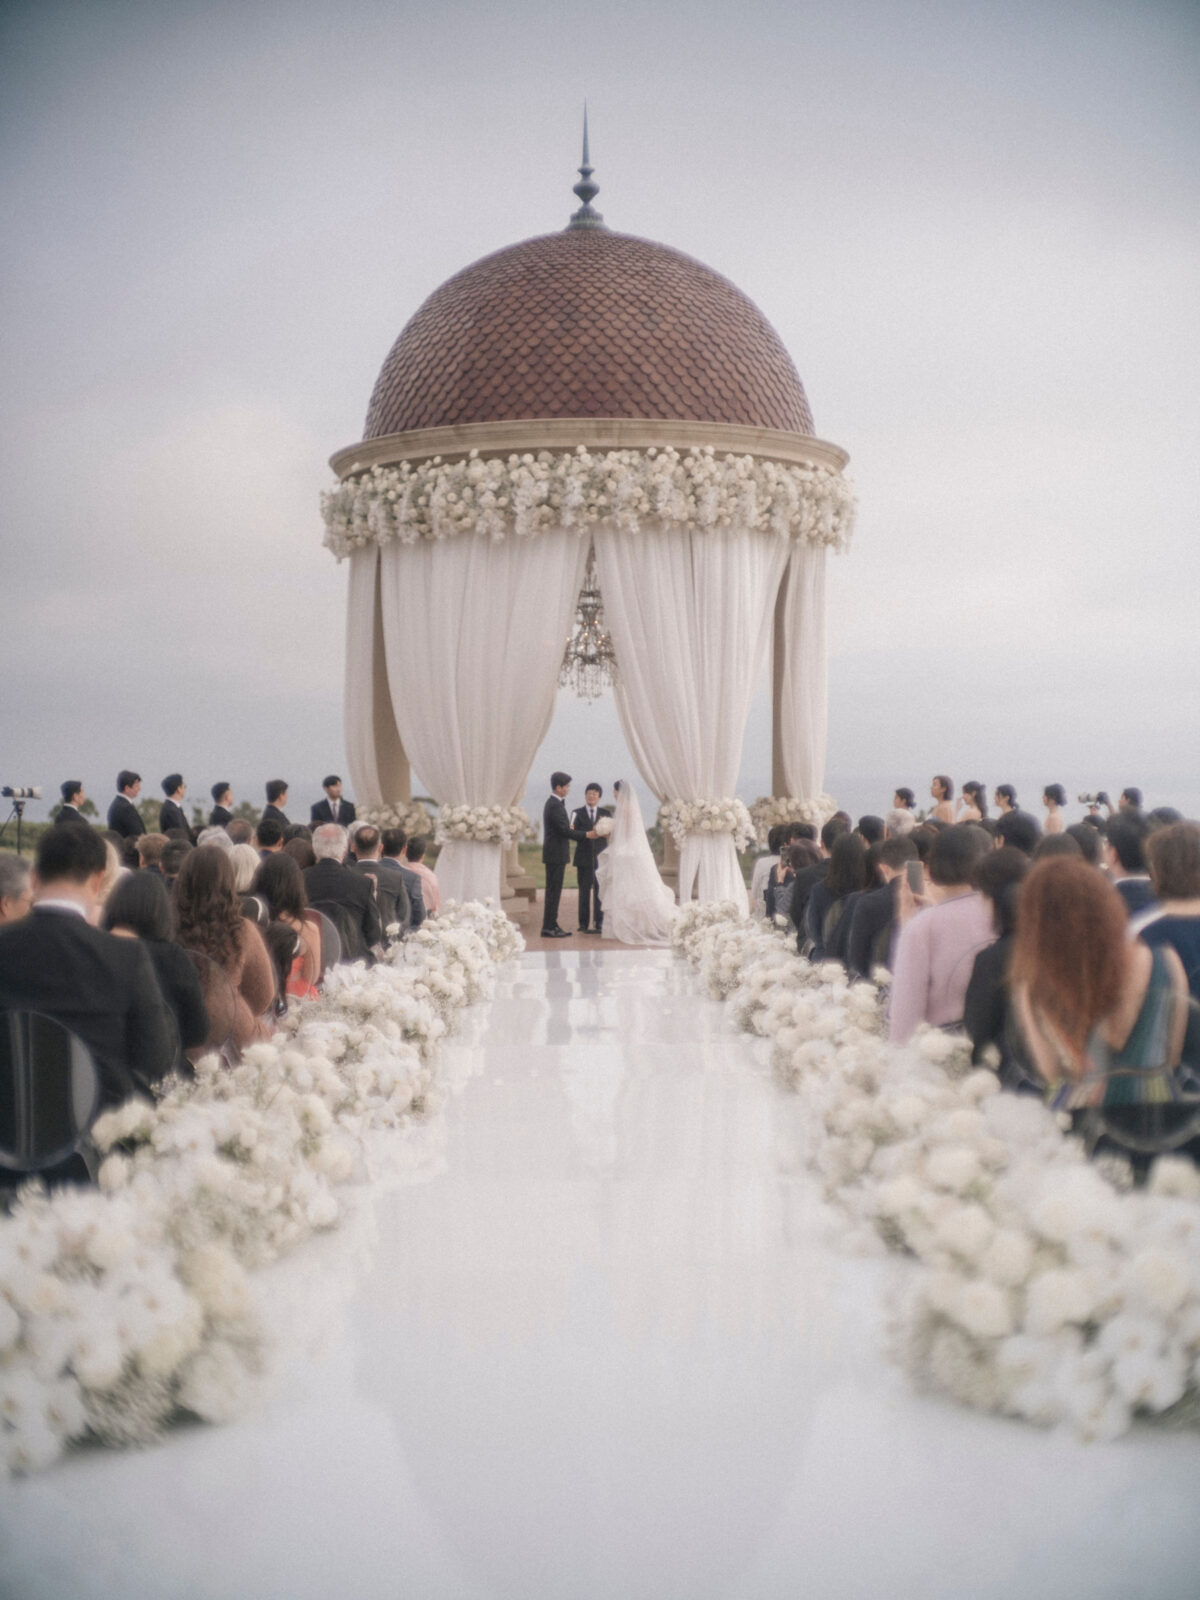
906,859 -> 925,894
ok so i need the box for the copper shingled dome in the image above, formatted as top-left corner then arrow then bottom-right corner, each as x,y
363,228 -> 815,439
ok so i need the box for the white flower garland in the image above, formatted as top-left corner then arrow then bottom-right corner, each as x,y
434,804 -> 535,847
749,794 -> 838,842
659,798 -> 755,852
321,446 -> 856,560
674,909 -> 1200,1442
360,801 -> 434,837
0,903 -> 522,1478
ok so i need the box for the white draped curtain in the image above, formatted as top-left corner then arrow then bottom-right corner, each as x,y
370,532 -> 588,905
775,545 -> 828,800
344,547 -> 410,811
594,522 -> 789,907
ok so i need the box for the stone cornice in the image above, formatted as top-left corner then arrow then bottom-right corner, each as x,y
330,419 -> 849,480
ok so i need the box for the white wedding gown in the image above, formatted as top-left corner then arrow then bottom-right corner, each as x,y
595,782 -> 677,946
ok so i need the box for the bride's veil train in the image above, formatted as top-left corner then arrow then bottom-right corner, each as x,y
595,781 -> 677,946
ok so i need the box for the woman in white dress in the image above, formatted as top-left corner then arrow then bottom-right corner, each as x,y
595,781 -> 677,946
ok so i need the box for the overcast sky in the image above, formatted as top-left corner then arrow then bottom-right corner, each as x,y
2,0 -> 1198,829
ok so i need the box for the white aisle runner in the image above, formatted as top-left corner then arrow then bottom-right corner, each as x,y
2,950 -> 1199,1599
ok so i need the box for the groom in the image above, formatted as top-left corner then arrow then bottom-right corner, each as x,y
572,783 -> 610,934
541,771 -> 593,938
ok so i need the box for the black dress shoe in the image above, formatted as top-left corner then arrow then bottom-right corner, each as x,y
551,928 -> 571,937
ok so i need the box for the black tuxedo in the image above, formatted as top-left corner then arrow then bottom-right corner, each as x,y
159,797 -> 195,843
311,798 -> 357,827
541,795 -> 587,934
303,859 -> 382,961
209,804 -> 233,828
55,805 -> 88,828
107,794 -> 145,839
572,805 -> 610,931
0,907 -> 175,1108
262,803 -> 290,827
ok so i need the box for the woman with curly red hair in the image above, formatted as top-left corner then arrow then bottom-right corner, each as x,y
1010,856 -> 1188,1107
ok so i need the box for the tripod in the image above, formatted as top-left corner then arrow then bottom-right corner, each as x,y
0,799 -> 28,855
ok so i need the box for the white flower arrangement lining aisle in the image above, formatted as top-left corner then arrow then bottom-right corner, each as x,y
0,904 -> 522,1479
673,905 -> 1200,1443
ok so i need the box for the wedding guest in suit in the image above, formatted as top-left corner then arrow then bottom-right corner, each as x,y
0,825 -> 174,1111
102,871 -> 208,1058
173,845 -> 275,1053
845,833 -> 919,979
0,852 -> 33,924
226,818 -> 254,845
107,770 -> 146,840
262,779 -> 290,826
542,772 -> 590,938
159,774 -> 196,843
304,824 -> 382,960
572,783 -> 609,933
404,836 -> 441,915
311,775 -> 357,829
56,781 -> 89,827
379,828 -> 426,928
255,819 -> 285,855
352,825 -> 412,939
209,783 -> 234,828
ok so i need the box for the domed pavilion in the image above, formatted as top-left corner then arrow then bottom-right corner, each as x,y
322,136 -> 854,907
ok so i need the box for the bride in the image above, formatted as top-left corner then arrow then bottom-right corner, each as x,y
595,781 -> 677,946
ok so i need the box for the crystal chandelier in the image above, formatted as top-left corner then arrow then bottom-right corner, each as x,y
560,546 -> 618,702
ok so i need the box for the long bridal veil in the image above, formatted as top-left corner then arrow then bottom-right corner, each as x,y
595,781 -> 678,946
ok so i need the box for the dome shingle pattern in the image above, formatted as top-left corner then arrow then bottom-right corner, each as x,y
364,229 -> 814,439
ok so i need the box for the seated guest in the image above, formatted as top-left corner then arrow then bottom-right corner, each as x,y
352,824 -> 411,937
262,780 -> 290,826
764,842 -> 799,923
283,823 -> 314,843
0,853 -> 33,924
229,842 -> 268,925
209,783 -> 234,827
404,835 -> 441,915
160,839 -> 192,890
884,806 -> 916,838
1104,812 -> 1155,916
379,829 -> 426,928
1066,821 -> 1102,865
994,809 -> 1041,856
1148,806 -> 1184,829
311,775 -> 357,828
195,826 -> 235,855
845,833 -> 919,979
806,832 -> 868,961
159,774 -> 195,843
102,872 -> 208,1057
1011,857 -> 1188,1108
929,775 -> 956,824
790,815 -> 847,947
856,815 -> 886,846
136,832 -> 168,874
304,824 -> 383,959
1043,783 -> 1067,834
94,838 -> 125,923
283,835 -> 317,871
1033,832 -> 1082,861
173,847 -> 275,1052
889,825 -> 994,1044
225,817 -> 254,845
104,827 -> 139,871
963,847 -> 1029,1074
0,825 -> 174,1107
56,781 -> 89,827
255,818 -> 285,855
750,825 -> 785,919
251,853 -> 322,1000
1137,822 -> 1200,1000
106,770 -> 146,840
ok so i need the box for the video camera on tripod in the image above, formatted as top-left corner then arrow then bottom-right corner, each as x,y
0,785 -> 42,854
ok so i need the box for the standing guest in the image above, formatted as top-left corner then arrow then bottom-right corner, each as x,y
404,836 -> 441,916
959,782 -> 987,823
541,772 -> 590,938
845,833 -> 919,980
1010,857 -> 1188,1108
209,783 -> 234,827
304,823 -> 383,959
1137,822 -> 1200,1000
963,847 -> 1030,1074
311,776 -> 357,828
0,853 -> 33,924
173,846 -> 275,1052
1103,812 -> 1155,916
136,833 -> 168,875
255,819 -> 285,855
159,775 -> 195,843
929,775 -> 956,824
994,809 -> 1042,856
0,825 -> 174,1108
107,770 -> 146,840
750,825 -> 785,918
226,818 -> 254,845
1043,784 -> 1067,834
56,781 -> 89,827
572,783 -> 610,933
805,832 -> 868,961
994,784 -> 1018,816
160,839 -> 192,891
262,780 -> 290,826
250,853 -> 322,1000
352,824 -> 411,937
888,825 -> 995,1044
102,872 -> 208,1057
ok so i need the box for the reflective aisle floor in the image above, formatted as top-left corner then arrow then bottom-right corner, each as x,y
3,950 -> 1200,1600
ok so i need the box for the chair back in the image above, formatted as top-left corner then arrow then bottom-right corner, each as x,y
309,899 -> 362,962
0,1010 -> 102,1173
309,910 -> 342,980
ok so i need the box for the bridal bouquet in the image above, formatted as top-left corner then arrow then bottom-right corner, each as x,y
659,798 -> 756,852
434,804 -> 535,846
593,817 -> 614,838
360,801 -> 434,837
749,794 -> 839,842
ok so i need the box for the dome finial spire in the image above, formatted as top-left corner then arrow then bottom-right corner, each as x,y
567,103 -> 605,231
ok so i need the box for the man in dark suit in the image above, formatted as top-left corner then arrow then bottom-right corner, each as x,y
572,783 -> 610,933
542,772 -> 591,938
107,770 -> 146,840
55,780 -> 89,828
311,775 -> 357,829
263,779 -> 290,827
304,824 -> 382,961
845,834 -> 918,979
159,774 -> 196,843
378,827 -> 426,930
0,825 -> 175,1112
209,782 -> 234,828
351,824 -> 419,940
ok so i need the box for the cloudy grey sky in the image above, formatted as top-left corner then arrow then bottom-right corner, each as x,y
2,0 -> 1198,829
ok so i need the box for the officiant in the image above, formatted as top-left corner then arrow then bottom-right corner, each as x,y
572,783 -> 611,935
